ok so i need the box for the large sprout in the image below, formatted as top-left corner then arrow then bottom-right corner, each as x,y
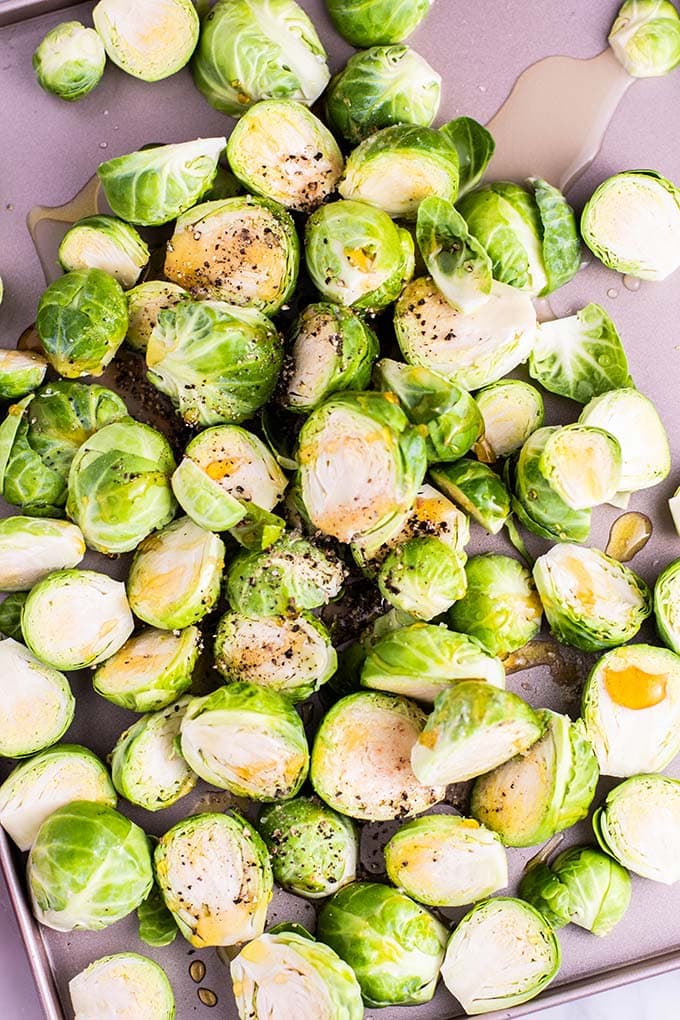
385,814 -> 508,907
538,424 -> 622,510
69,953 -> 175,1020
475,380 -> 544,459
59,215 -> 149,289
326,0 -> 433,46
0,349 -> 47,400
32,21 -> 105,101
0,517 -> 85,592
593,774 -> 680,883
126,281 -> 188,353
430,460 -> 511,534
28,801 -> 152,931
0,639 -> 74,758
415,196 -> 492,314
93,627 -> 200,712
92,0 -> 199,81
609,1 -> 680,77
378,537 -> 467,620
578,388 -> 670,492
449,555 -> 543,657
155,812 -> 273,946
654,558 -> 680,653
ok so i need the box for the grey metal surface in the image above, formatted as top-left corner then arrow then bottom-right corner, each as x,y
1,1 -> 680,1018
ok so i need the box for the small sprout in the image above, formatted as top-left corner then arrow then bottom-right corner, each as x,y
430,459 -> 511,535
126,280 -> 189,353
33,21 -> 105,102
93,626 -> 200,712
538,424 -> 622,510
593,774 -> 680,883
378,536 -> 467,620
325,0 -> 433,47
0,349 -> 47,400
0,517 -> 85,592
512,427 -> 591,543
0,639 -> 75,759
59,215 -> 149,289
92,0 -> 199,81
475,381 -> 544,459
609,0 -> 680,77
70,953 -> 175,1020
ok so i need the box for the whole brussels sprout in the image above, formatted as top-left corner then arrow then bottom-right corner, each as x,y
593,774 -> 680,883
92,0 -> 199,81
0,349 -> 47,400
654,557 -> 680,653
511,427 -> 591,543
431,460 -> 511,534
59,215 -> 149,289
325,0 -> 433,46
475,380 -> 544,459
126,281 -> 188,353
0,639 -> 75,759
32,21 -> 105,101
0,517 -> 85,592
609,0 -> 680,78
69,953 -> 175,1020
93,626 -> 200,712
378,536 -> 467,620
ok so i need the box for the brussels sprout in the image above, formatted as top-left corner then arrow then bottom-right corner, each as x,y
69,953 -> 175,1020
32,21 -> 105,101
430,460 -> 510,535
155,811 -> 272,946
282,303 -> 379,414
93,627 -> 200,712
0,744 -> 115,851
411,681 -> 543,786
416,196 -> 493,313
533,542 -> 652,652
214,610 -> 337,701
36,268 -> 128,378
326,0 -> 433,46
22,569 -> 134,670
311,690 -> 445,821
58,215 -> 149,291
0,593 -> 27,641
0,350 -> 47,400
438,116 -> 495,197
127,517 -> 225,630
28,801 -> 152,931
385,814 -> 508,907
325,45 -> 441,145
0,639 -> 74,758
0,517 -> 85,592
512,427 -> 591,543
582,643 -> 680,777
361,622 -> 505,703
304,201 -> 415,313
529,303 -> 632,404
193,0 -> 330,116
441,897 -> 561,1014
180,682 -> 309,799
98,138 -> 225,226
448,555 -> 543,658
92,0 -> 199,81
258,797 -> 358,899
232,931 -> 364,1019
578,387 -> 670,492
581,170 -> 680,280
593,774 -> 680,882
655,558 -> 680,653
296,392 -> 426,544
164,197 -> 299,315
67,418 -> 176,554
538,424 -> 622,511
609,0 -> 680,76
394,276 -> 536,391
137,883 -> 178,948
126,281 -> 189,353
475,380 -> 544,460
317,880 -> 447,1007
378,536 -> 467,620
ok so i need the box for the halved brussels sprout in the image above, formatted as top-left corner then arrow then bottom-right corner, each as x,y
449,554 -> 543,658
593,774 -> 680,882
378,536 -> 467,620
512,427 -> 591,543
385,814 -> 508,907
538,424 -> 622,511
69,953 -> 175,1020
326,0 -> 433,46
311,690 -> 445,820
0,517 -> 85,592
416,196 -> 492,314
126,517 -> 225,630
164,196 -> 299,314
411,681 -> 543,786
136,883 -> 177,948
180,681 -> 309,800
394,276 -> 536,391
441,897 -> 561,1014
655,558 -> 680,653
609,1 -> 680,78
155,811 -> 272,946
325,45 -> 441,145
430,459 -> 511,534
361,622 -> 505,703
317,881 -> 447,1007
670,488 -> 680,535
475,381 -> 544,461
92,0 -> 199,81
32,21 -> 105,101
578,387 -> 670,492
0,744 -> 115,851
22,569 -> 134,670
582,643 -> 680,777
305,200 -> 414,312
439,116 -> 495,197
529,303 -> 632,404
0,350 -> 47,400
282,303 -> 379,415
0,593 -> 27,641
36,268 -> 128,378
231,930 -> 363,1019
533,543 -> 652,652
126,281 -> 188,353
0,639 -> 74,758
59,216 -> 149,289
93,626 -> 200,712
581,170 -> 680,280
28,801 -> 152,931
98,138 -> 225,226
258,797 -> 358,899
193,0 -> 330,116
214,610 -> 337,701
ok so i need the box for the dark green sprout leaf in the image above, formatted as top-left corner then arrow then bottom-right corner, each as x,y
531,178 -> 581,294
137,881 -> 178,947
416,196 -> 492,312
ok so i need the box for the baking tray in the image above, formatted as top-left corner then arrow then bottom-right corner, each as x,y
1,1 -> 680,1018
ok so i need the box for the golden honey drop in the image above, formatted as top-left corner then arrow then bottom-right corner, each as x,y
603,665 -> 667,710
605,512 -> 653,563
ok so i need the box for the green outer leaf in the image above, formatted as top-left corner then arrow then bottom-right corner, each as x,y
517,862 -> 571,930
137,882 -> 178,947
531,177 -> 581,294
0,592 -> 27,640
550,845 -> 631,936
430,459 -> 510,534
439,116 -> 495,196
458,183 -> 544,293
416,196 -> 492,313
325,0 -> 433,46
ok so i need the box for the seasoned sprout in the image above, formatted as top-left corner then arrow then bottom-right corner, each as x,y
475,380 -> 544,460
593,774 -> 680,883
36,268 -> 127,378
69,953 -> 175,1020
0,639 -> 74,758
538,424 -> 622,510
0,593 -> 27,641
378,536 -> 467,620
533,543 -> 652,652
609,0 -> 680,77
581,170 -> 680,280
317,881 -> 447,1007
0,350 -> 47,400
441,897 -> 561,1014
98,138 -> 225,226
126,281 -> 188,353
431,460 -> 511,535
93,627 -> 200,712
22,570 -> 134,670
59,216 -> 149,292
0,517 -> 85,592
385,814 -> 508,907
325,45 -> 441,145
311,691 -> 445,821
439,116 -> 495,197
28,801 -> 152,931
325,0 -> 433,46
32,21 -> 105,101
655,558 -> 680,653
416,196 -> 492,314
512,427 -> 591,543
258,797 -> 358,899
92,0 -> 199,81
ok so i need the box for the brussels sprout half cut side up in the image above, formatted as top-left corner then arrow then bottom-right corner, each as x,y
609,1 -> 680,77
59,215 -> 149,289
0,350 -> 47,401
593,774 -> 680,883
325,0 -> 433,46
538,424 -> 622,510
93,626 -> 200,713
317,881 -> 447,1007
511,427 -> 592,543
92,0 -> 199,82
32,21 -> 105,101
441,897 -> 561,1014
0,517 -> 85,592
431,460 -> 511,535
655,558 -> 680,653
69,953 -> 175,1020
126,281 -> 189,353
474,380 -> 544,460
155,812 -> 273,947
0,639 -> 75,759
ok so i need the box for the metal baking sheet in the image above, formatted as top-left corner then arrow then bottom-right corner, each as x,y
1,1 -> 680,1018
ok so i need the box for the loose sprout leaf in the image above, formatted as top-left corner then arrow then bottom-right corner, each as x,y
439,116 -> 495,196
531,177 -> 582,293
416,196 -> 493,313
137,883 -> 178,947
